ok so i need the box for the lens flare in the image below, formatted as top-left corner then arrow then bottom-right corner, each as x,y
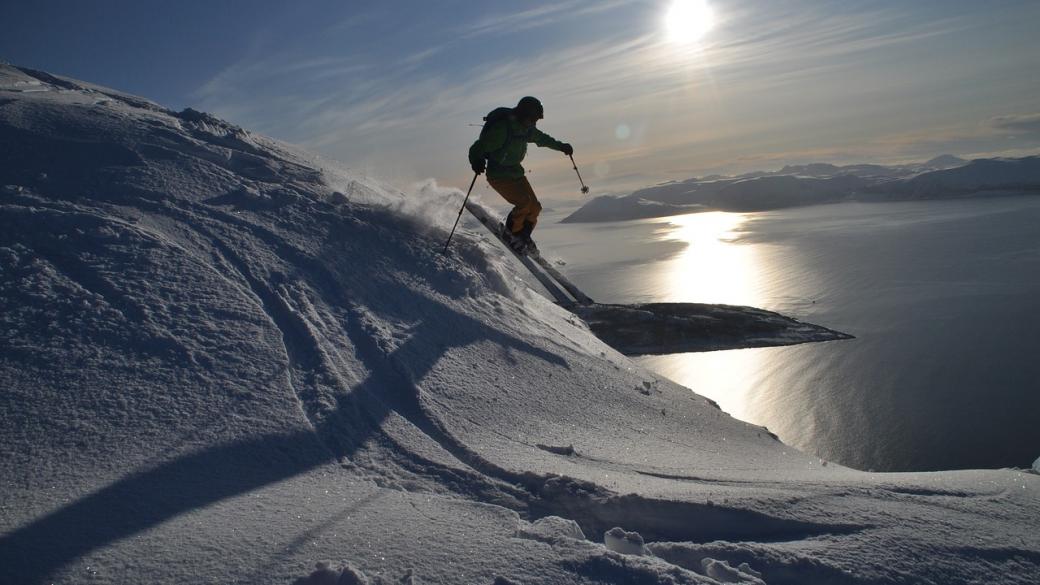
665,0 -> 715,43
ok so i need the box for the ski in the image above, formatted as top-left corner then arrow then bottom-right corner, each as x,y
529,254 -> 594,305
463,201 -> 576,306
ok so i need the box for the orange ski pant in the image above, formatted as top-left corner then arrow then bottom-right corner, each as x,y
487,176 -> 542,235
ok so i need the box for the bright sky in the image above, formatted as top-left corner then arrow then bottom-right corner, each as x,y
4,0 -> 1040,203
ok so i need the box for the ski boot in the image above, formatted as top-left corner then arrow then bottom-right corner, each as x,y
499,222 -> 523,249
498,223 -> 532,255
517,235 -> 538,257
517,220 -> 539,257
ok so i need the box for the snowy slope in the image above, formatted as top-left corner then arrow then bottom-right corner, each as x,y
1,64 -> 1038,585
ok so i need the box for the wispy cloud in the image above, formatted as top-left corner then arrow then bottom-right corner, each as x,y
991,113 -> 1040,137
458,0 -> 631,38
694,6 -> 973,90
189,0 -> 1037,195
400,46 -> 444,68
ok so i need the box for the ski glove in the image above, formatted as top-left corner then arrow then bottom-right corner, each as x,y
561,143 -> 574,156
472,159 -> 486,175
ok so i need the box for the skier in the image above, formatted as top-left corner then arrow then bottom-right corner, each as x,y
469,96 -> 573,254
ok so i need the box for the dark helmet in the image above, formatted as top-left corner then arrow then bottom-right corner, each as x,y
515,96 -> 544,121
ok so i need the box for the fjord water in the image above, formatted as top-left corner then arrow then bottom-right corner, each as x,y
536,197 -> 1040,472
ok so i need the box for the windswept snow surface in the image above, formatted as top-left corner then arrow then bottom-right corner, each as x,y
1,64 -> 1038,584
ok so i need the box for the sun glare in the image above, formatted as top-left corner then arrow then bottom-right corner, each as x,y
665,0 -> 715,43
654,211 -> 760,306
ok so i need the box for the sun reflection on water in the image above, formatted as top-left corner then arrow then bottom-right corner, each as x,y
653,211 -> 762,307
640,211 -> 767,424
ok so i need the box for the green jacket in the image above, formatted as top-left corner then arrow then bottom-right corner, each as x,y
469,109 -> 567,179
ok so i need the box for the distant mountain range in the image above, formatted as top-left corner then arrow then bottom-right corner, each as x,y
562,155 -> 1040,223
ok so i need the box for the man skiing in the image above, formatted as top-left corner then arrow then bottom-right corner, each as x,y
469,96 -> 573,254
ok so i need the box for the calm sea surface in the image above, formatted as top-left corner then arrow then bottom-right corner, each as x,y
535,196 -> 1040,471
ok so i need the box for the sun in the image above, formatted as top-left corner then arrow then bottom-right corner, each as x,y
665,0 -> 715,43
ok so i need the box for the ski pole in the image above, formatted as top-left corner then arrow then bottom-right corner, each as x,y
442,172 -> 479,255
570,155 -> 590,194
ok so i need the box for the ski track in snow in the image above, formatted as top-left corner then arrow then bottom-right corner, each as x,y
2,63 -> 1039,585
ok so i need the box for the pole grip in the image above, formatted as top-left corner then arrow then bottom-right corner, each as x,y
569,155 -> 589,194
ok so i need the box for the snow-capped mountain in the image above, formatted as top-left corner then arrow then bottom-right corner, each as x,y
562,153 -> 1039,223
2,64 -> 1038,584
884,156 -> 1040,197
